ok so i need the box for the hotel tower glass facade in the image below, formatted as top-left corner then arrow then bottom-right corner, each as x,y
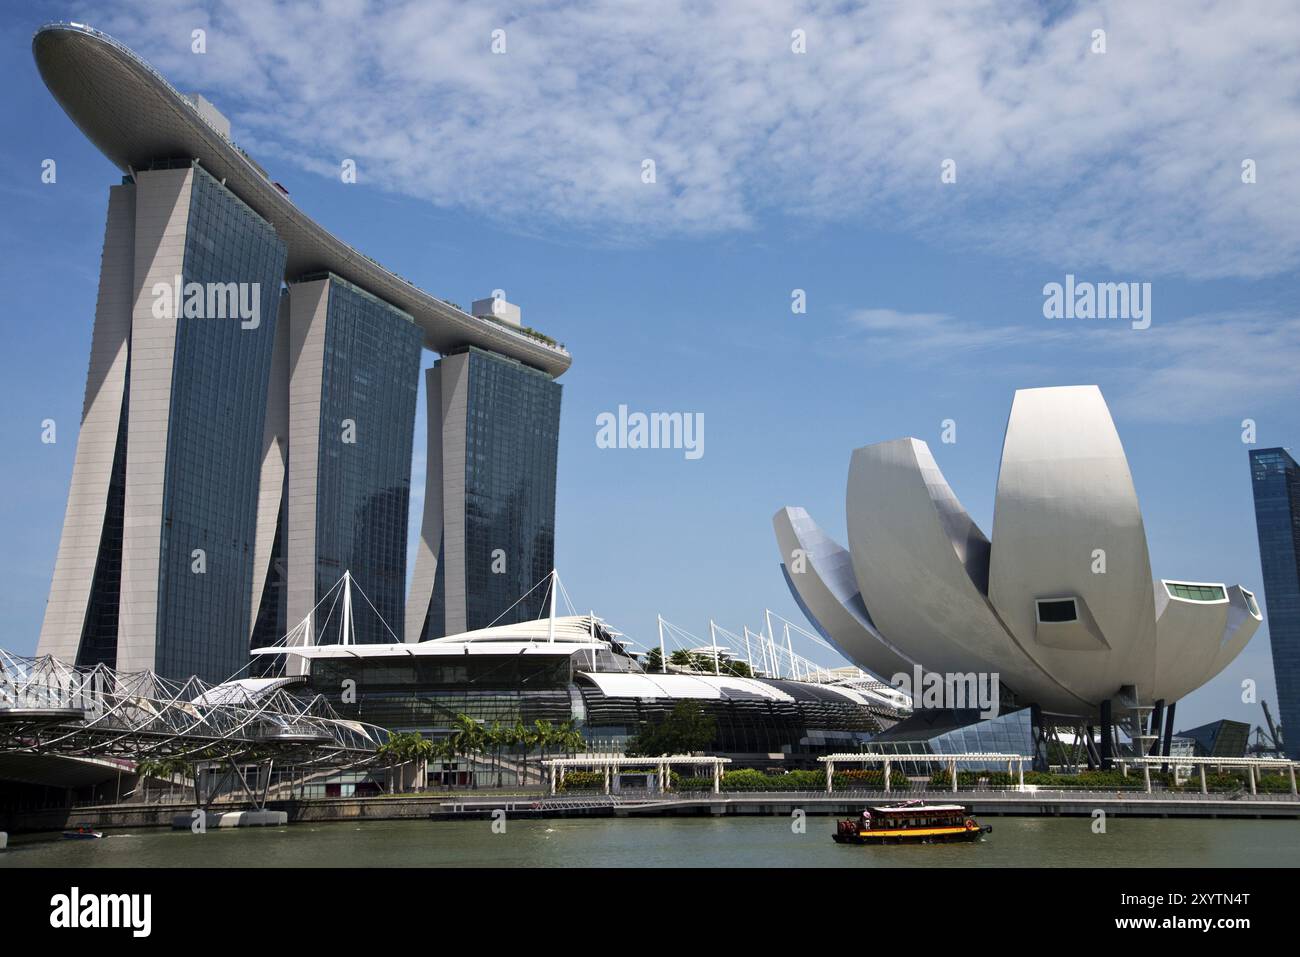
34,23 -> 570,684
41,163 -> 286,683
155,165 -> 287,680
408,347 -> 562,641
304,275 -> 422,645
1249,447 -> 1300,758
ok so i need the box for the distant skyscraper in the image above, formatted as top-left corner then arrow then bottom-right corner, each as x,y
1249,447 -> 1300,758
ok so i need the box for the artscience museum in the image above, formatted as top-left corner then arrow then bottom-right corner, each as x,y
775,385 -> 1262,762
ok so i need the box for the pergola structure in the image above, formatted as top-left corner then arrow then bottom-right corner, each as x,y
818,752 -> 1030,793
540,754 -> 732,795
1118,755 -> 1299,795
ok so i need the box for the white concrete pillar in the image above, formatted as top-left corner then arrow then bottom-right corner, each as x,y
950,759 -> 957,793
604,764 -> 610,795
1199,764 -> 1207,794
284,278 -> 332,668
549,764 -> 556,795
1249,765 -> 1257,795
1289,764 -> 1296,796
37,183 -> 137,664
884,759 -> 891,793
117,169 -> 196,674
1017,760 -> 1024,790
249,295 -> 290,646
713,762 -> 721,795
406,365 -> 446,643
825,760 -> 834,794
1142,764 -> 1151,794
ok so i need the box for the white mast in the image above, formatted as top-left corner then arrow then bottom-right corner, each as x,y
547,569 -> 557,643
657,614 -> 667,673
784,622 -> 796,681
742,627 -> 753,674
340,571 -> 355,646
764,609 -> 778,678
709,618 -> 720,675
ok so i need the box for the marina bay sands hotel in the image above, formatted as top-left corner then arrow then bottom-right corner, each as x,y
32,24 -> 570,683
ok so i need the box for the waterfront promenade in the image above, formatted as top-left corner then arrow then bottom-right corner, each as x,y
5,787 -> 1299,834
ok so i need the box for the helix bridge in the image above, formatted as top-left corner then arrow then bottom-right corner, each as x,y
0,647 -> 386,767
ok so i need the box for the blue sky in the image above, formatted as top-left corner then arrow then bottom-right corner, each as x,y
1,1 -> 1298,732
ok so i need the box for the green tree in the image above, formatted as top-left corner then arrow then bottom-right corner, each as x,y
511,719 -> 539,789
502,722 -> 522,786
376,732 -> 434,792
449,714 -> 485,788
407,735 -> 434,790
533,719 -> 558,775
668,649 -> 696,669
555,720 -> 586,757
136,755 -> 194,803
485,721 -> 506,787
433,737 -> 458,786
627,701 -> 718,756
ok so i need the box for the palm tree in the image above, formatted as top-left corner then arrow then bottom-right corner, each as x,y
486,721 -> 505,787
433,737 -> 458,787
502,722 -> 522,787
450,714 -> 485,788
408,734 -> 434,791
376,732 -> 434,792
553,720 -> 586,758
512,719 -> 537,788
553,720 -> 571,758
533,719 -> 556,767
563,723 -> 587,757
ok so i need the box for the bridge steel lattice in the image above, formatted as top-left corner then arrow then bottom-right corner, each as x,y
0,648 -> 387,768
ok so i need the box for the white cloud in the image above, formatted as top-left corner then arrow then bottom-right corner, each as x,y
87,0 -> 1300,278
1101,310 -> 1300,421
842,307 -> 1056,356
838,304 -> 1300,421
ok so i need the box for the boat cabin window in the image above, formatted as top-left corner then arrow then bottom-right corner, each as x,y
868,807 -> 964,829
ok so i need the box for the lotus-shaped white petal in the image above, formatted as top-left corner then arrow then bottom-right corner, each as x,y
776,385 -> 1261,718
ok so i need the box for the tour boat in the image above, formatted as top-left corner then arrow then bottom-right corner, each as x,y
833,801 -> 990,845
